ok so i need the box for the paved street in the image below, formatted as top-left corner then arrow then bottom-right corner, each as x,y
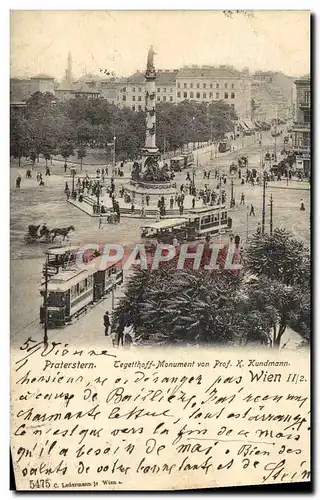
10,130 -> 310,347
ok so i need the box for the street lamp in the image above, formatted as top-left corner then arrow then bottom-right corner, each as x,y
71,167 -> 76,198
246,206 -> 249,243
269,194 -> 273,235
192,166 -> 196,189
261,170 -> 267,235
230,175 -> 235,208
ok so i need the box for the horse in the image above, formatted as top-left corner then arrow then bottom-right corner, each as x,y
50,225 -> 75,242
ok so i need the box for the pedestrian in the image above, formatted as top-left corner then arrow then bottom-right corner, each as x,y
192,197 -> 195,208
146,195 -> 150,207
249,204 -> 255,217
64,163 -> 67,173
131,202 -> 135,215
16,175 -> 21,188
170,196 -> 174,209
46,166 -> 50,176
65,182 -> 69,192
240,193 -> 245,205
300,199 -> 305,211
103,311 -> 111,336
257,223 -> 261,235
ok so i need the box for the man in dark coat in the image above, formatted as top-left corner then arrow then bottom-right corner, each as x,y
103,311 -> 111,336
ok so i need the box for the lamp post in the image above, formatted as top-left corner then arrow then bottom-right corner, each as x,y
261,171 -> 267,235
210,122 -> 214,160
246,206 -> 249,243
71,168 -> 76,197
230,175 -> 235,208
269,194 -> 273,235
192,166 -> 196,189
111,275 -> 117,311
43,258 -> 49,348
113,135 -> 116,174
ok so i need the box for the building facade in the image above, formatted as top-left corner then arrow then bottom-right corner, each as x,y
292,76 -> 311,174
175,66 -> 251,120
251,71 -> 295,122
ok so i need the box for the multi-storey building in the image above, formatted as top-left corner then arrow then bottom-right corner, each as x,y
175,66 -> 251,120
251,71 -> 295,122
292,75 -> 311,174
10,74 -> 55,105
116,70 -> 178,111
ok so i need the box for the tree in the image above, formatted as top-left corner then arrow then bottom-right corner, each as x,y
112,255 -> 267,347
246,276 -> 309,348
244,229 -> 310,287
77,146 -> 87,171
60,141 -> 75,167
244,229 -> 310,347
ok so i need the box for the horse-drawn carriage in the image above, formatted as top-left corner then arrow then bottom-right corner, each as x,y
24,224 -> 75,244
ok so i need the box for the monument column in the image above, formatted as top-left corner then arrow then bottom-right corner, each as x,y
142,46 -> 159,156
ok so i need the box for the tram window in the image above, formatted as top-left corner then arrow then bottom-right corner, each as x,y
202,215 -> 211,225
214,215 -> 218,222
76,284 -> 80,294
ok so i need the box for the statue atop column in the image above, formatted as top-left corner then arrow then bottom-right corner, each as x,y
146,45 -> 156,76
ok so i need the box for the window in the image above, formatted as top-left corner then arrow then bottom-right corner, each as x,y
304,109 -> 310,123
190,83 -> 193,89
132,87 -> 135,92
231,83 -> 235,89
177,91 -> 181,98
138,95 -> 141,101
210,83 -> 213,89
132,95 -> 136,101
163,87 -> 166,92
138,87 -> 142,92
209,92 -> 213,98
122,95 -> 126,101
138,105 -> 142,110
190,91 -> 194,98
225,83 -> 228,88
197,83 -> 200,88
224,92 -> 228,99
216,83 -> 219,89
163,96 -> 166,101
231,92 -> 235,99
170,87 -> 173,92
184,92 -> 187,98
177,82 -> 180,88
304,91 -> 310,104
184,83 -> 187,89
216,92 -> 219,99
203,83 -> 206,89
170,96 -> 173,102
157,88 -> 160,92
231,104 -> 235,110
203,92 -> 207,98
196,92 -> 200,99
132,105 -> 135,110
157,96 -> 161,101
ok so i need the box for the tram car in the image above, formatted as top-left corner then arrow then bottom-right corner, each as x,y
45,245 -> 81,275
40,256 -> 123,328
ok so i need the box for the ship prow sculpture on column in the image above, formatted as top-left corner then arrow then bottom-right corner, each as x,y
125,46 -> 177,205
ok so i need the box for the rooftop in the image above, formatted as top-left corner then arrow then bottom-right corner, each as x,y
31,73 -> 54,80
176,66 -> 243,79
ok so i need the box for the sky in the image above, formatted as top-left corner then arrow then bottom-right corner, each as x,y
10,10 -> 310,80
